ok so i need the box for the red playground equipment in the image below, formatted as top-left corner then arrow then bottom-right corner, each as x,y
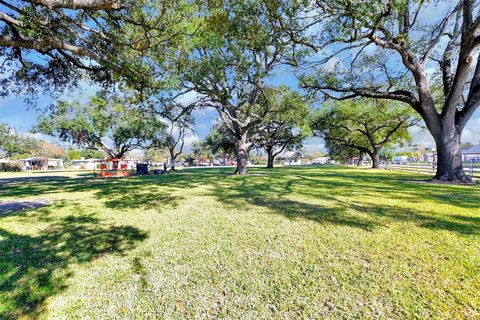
95,159 -> 135,178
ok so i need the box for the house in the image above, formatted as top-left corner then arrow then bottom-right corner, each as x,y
311,156 -> 331,164
16,157 -> 64,170
70,158 -> 103,170
71,158 -> 141,171
463,145 -> 480,161
278,151 -> 305,166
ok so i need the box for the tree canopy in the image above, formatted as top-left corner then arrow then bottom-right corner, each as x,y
0,122 -> 39,157
36,94 -> 167,159
324,139 -> 361,165
203,122 -> 236,160
253,86 -> 310,168
0,0 -> 195,100
311,99 -> 420,168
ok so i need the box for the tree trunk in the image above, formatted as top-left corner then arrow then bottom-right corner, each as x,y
266,148 -> 274,168
432,125 -> 471,183
370,149 -> 380,169
357,151 -> 364,166
234,136 -> 249,175
170,154 -> 176,171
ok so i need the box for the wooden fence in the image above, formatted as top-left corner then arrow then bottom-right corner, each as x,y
382,162 -> 480,179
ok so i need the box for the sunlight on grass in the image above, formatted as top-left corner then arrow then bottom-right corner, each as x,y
0,166 -> 479,319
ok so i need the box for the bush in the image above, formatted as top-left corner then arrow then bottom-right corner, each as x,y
0,162 -> 23,172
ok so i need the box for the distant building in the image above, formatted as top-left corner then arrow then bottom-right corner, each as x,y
392,156 -> 409,164
463,145 -> 480,161
16,157 -> 64,170
70,158 -> 141,170
278,151 -> 305,166
311,157 -> 331,164
70,158 -> 103,170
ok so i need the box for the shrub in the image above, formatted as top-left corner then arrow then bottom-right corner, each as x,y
0,162 -> 23,172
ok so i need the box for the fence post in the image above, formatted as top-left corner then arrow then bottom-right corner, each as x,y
470,160 -> 474,178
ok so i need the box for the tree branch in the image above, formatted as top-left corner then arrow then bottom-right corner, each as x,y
303,82 -> 420,109
25,0 -> 123,10
457,54 -> 480,129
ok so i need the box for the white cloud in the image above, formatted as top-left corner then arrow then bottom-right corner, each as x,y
25,132 -> 50,141
59,81 -> 101,103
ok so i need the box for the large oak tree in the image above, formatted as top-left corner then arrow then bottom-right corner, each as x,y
149,113 -> 194,171
178,0 -> 294,174
36,94 -> 167,159
311,99 -> 420,168
292,0 -> 480,182
253,86 -> 310,168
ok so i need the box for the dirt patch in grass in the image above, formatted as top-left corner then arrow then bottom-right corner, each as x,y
0,199 -> 53,214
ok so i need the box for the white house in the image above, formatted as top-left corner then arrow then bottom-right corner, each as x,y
17,157 -> 64,170
70,158 -> 102,170
312,157 -> 331,164
278,151 -> 305,166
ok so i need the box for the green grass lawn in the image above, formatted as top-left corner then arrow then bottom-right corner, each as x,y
0,166 -> 479,319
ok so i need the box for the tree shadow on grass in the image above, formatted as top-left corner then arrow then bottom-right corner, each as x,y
353,202 -> 480,235
207,170 -> 480,235
0,176 -> 79,185
1,166 -> 479,234
102,191 -> 183,211
289,168 -> 480,209
207,176 -> 379,231
0,177 -> 95,199
0,214 -> 148,319
253,198 -> 377,230
0,170 -> 218,212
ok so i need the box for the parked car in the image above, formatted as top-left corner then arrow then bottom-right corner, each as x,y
392,156 -> 409,164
